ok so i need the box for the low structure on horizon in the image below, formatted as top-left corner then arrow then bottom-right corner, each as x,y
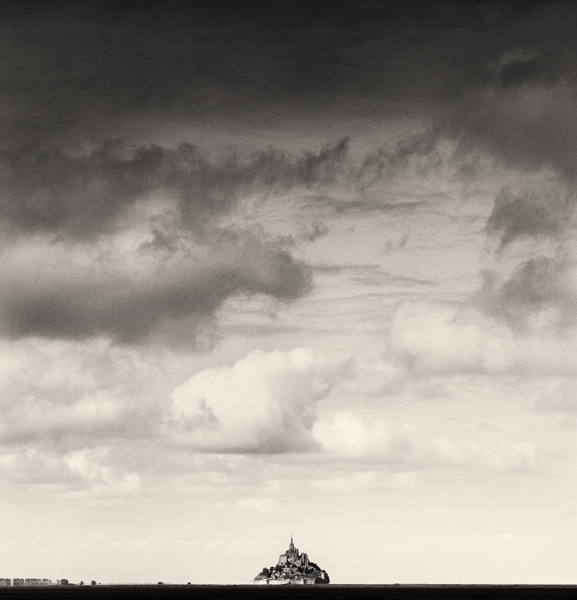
253,536 -> 329,585
0,578 -> 53,587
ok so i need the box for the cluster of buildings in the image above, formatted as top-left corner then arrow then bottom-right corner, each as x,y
253,536 -> 330,585
0,579 -> 53,586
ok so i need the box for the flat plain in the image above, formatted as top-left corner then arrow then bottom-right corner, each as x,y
0,585 -> 576,600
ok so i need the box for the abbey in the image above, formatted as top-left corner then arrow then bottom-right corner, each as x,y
253,536 -> 329,585
278,535 -> 309,568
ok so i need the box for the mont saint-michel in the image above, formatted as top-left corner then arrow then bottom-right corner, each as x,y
253,536 -> 330,585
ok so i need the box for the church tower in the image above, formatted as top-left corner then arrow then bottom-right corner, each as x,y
279,534 -> 299,565
287,534 -> 298,558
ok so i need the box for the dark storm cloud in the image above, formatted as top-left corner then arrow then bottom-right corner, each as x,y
0,232 -> 311,344
458,42 -> 577,247
0,119 -> 349,345
0,138 -> 349,237
0,135 -> 350,344
2,0 -> 576,346
452,73 -> 577,181
3,1 -> 575,192
477,255 -> 577,332
358,127 -> 443,187
1,0 -> 571,143
486,187 -> 573,248
489,48 -> 561,89
471,64 -> 577,246
443,7 -> 577,216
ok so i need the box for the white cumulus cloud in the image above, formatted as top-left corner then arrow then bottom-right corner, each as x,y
386,299 -> 577,376
166,348 -> 332,453
312,411 -> 412,462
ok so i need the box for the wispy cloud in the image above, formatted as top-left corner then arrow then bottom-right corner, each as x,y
0,445 -> 142,498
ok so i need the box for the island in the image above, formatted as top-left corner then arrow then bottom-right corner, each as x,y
253,536 -> 330,585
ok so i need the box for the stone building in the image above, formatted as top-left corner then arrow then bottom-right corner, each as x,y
278,535 -> 309,568
253,535 -> 329,585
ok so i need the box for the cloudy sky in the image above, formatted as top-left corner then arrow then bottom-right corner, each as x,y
0,0 -> 576,585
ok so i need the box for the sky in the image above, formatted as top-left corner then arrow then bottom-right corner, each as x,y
0,0 -> 576,585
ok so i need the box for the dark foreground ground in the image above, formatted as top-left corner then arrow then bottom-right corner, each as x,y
0,585 -> 575,600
